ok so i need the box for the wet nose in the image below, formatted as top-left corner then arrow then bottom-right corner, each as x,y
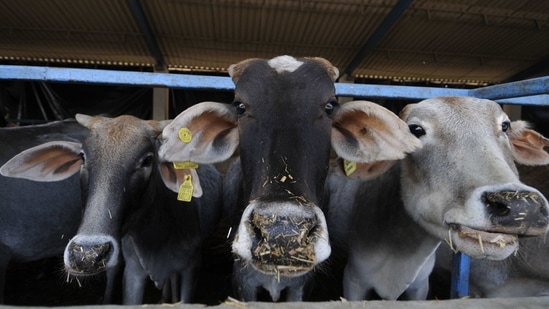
249,210 -> 320,274
484,190 -> 549,235
66,239 -> 113,274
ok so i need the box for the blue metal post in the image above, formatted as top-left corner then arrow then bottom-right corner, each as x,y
450,252 -> 470,298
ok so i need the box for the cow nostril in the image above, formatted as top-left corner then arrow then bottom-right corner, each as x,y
487,201 -> 511,217
251,216 -> 265,241
68,241 -> 113,273
307,224 -> 320,240
484,191 -> 515,217
483,190 -> 549,219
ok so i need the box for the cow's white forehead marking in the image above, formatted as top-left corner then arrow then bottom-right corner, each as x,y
268,55 -> 304,73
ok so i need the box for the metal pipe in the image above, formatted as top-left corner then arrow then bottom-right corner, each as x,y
128,0 -> 166,68
343,0 -> 414,77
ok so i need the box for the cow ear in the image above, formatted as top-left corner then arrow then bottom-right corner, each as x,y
159,163 -> 203,198
158,101 -> 239,164
228,58 -> 258,84
331,100 -> 422,163
75,113 -> 103,129
309,57 -> 339,81
507,120 -> 549,165
0,141 -> 82,181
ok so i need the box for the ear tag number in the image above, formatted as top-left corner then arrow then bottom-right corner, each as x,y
177,174 -> 194,202
343,159 -> 356,176
178,127 -> 192,143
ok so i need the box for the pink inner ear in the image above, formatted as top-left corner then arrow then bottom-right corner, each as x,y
1,142 -> 83,182
159,163 -> 203,197
510,129 -> 549,166
41,152 -> 81,175
331,101 -> 421,163
159,162 -> 182,193
160,102 -> 239,164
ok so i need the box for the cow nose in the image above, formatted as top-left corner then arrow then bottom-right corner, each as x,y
484,190 -> 549,235
66,239 -> 114,274
249,210 -> 319,274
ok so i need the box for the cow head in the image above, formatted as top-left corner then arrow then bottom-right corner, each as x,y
0,115 -> 194,276
159,55 -> 421,277
399,96 -> 549,260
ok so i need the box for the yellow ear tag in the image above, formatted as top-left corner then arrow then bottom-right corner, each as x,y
177,174 -> 194,202
343,159 -> 357,176
178,127 -> 192,143
173,161 -> 199,169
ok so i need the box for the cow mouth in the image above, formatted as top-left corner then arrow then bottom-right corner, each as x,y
65,268 -> 104,278
251,261 -> 314,277
447,224 -> 518,256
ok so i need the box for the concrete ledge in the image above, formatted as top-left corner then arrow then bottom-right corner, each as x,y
3,297 -> 549,309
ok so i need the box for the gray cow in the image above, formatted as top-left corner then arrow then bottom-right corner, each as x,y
0,119 -> 87,304
1,114 -> 223,304
158,55 -> 422,301
326,96 -> 549,300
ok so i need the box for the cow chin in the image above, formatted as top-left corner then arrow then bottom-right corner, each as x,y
232,201 -> 331,277
447,225 -> 518,260
63,234 -> 120,276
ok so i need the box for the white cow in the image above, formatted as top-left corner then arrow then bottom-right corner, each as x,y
327,96 -> 549,300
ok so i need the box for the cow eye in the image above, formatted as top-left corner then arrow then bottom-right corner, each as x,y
325,101 -> 338,115
409,124 -> 426,138
141,154 -> 154,168
501,121 -> 511,132
78,152 -> 85,163
233,101 -> 246,115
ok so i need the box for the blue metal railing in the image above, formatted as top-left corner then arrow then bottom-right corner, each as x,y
1,65 -> 547,105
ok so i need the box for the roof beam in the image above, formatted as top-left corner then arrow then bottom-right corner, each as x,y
128,0 -> 166,69
342,0 -> 414,77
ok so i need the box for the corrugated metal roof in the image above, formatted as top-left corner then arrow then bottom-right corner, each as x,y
0,0 -> 548,85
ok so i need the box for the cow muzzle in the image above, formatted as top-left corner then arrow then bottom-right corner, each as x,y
483,190 -> 549,235
63,235 -> 119,276
445,185 -> 549,260
232,201 -> 331,277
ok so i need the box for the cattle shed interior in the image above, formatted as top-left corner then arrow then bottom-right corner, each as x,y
0,0 -> 549,307
2,0 -> 549,84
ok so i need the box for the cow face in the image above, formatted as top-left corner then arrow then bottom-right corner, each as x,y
159,55 -> 421,278
64,115 -> 166,275
229,57 -> 337,276
400,96 -> 549,260
0,115 -> 191,276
